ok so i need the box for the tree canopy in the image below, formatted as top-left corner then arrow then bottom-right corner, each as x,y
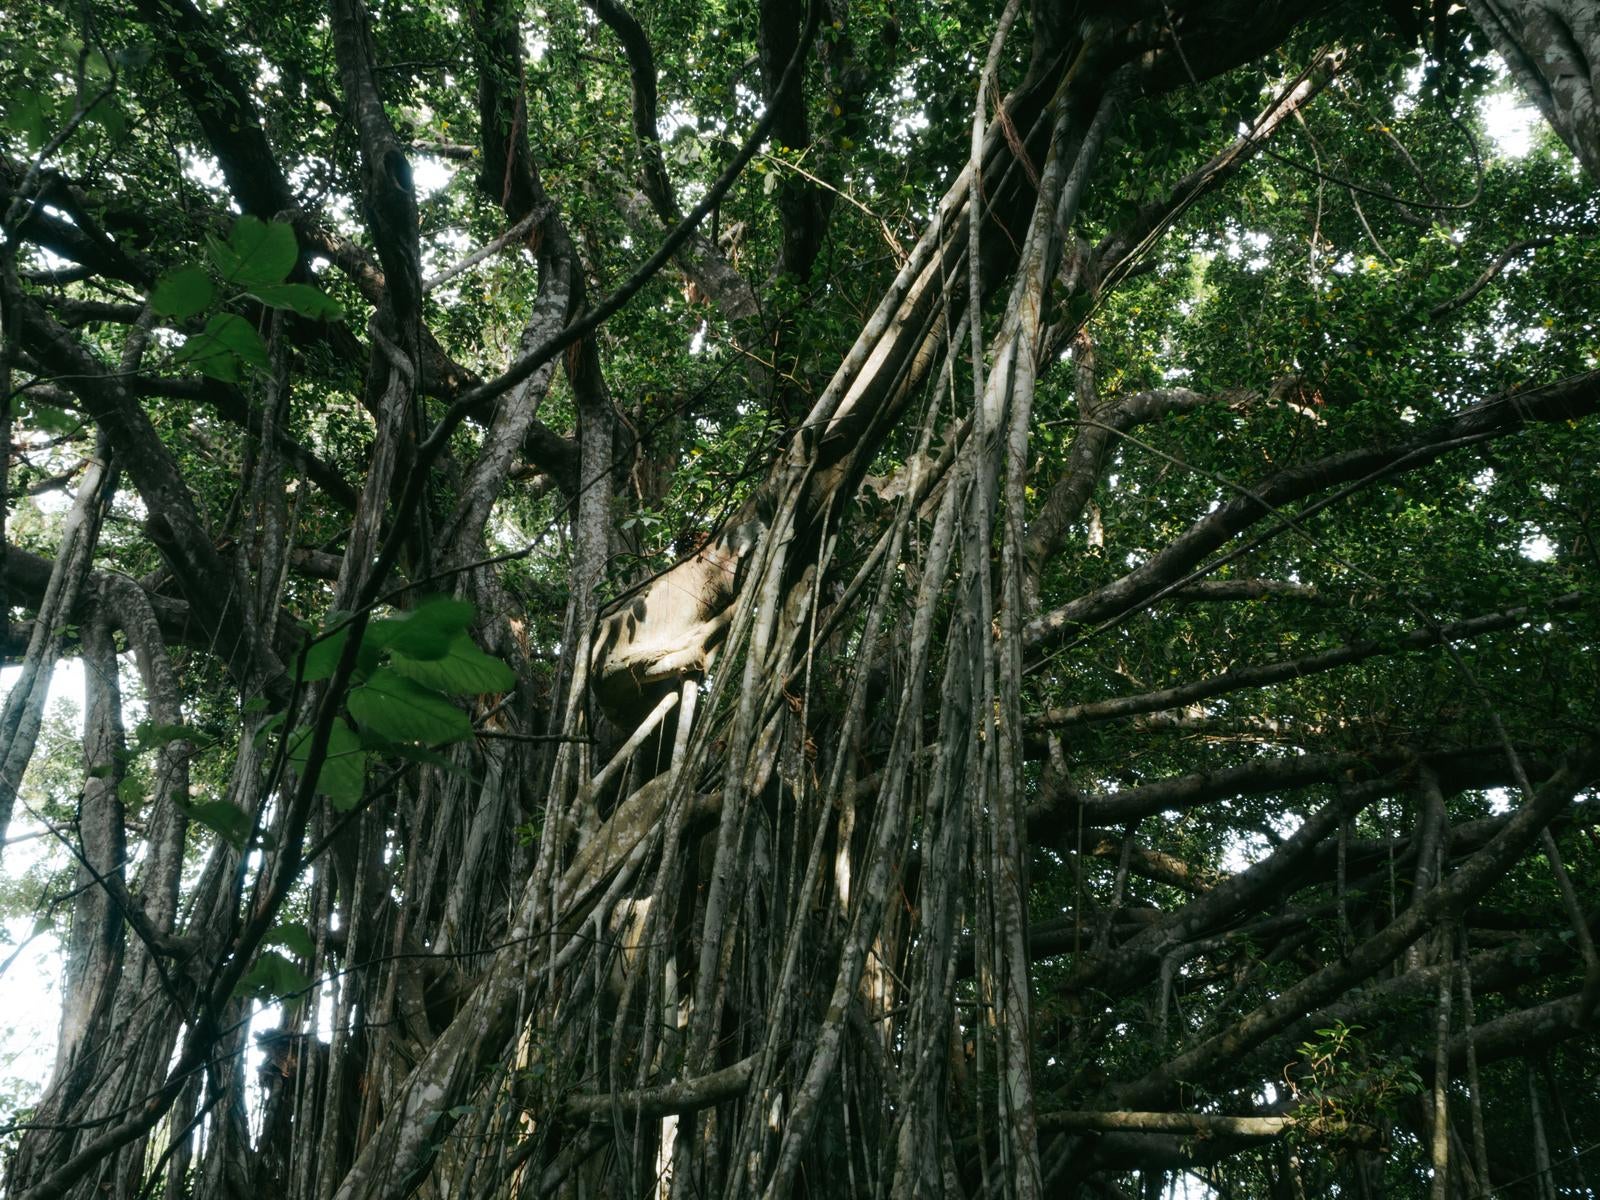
2,0 -> 1598,1197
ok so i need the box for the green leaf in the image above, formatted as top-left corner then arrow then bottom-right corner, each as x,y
209,215 -> 298,286
151,266 -> 215,320
237,950 -> 311,1001
368,597 -> 476,661
249,282 -> 343,321
134,720 -> 194,750
348,669 -> 471,744
287,721 -> 368,809
27,401 -> 79,435
4,92 -> 50,151
174,312 -> 270,381
84,101 -> 127,141
296,619 -> 352,682
252,711 -> 288,747
116,776 -> 144,806
183,800 -> 252,850
357,729 -> 470,778
390,633 -> 515,694
266,923 -> 315,958
113,44 -> 154,70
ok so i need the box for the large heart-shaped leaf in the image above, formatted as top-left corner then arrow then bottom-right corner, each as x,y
348,669 -> 471,745
369,597 -> 477,661
208,215 -> 298,286
151,265 -> 215,320
287,721 -> 368,808
250,282 -> 343,321
174,312 -> 269,381
390,633 -> 515,695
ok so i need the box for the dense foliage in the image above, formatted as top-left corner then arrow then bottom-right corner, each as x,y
2,0 -> 1598,1197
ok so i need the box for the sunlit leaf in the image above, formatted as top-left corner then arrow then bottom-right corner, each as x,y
369,597 -> 476,661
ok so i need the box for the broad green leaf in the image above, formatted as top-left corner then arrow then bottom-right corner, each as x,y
390,633 -> 515,695
28,401 -> 79,435
348,669 -> 471,744
368,597 -> 476,661
4,92 -> 50,150
287,721 -> 368,809
183,800 -> 251,850
209,215 -> 298,286
249,282 -> 343,321
116,776 -> 144,806
134,720 -> 194,750
83,45 -> 113,82
266,923 -> 315,958
296,618 -> 353,682
357,730 -> 470,778
151,266 -> 215,320
174,312 -> 270,381
84,100 -> 127,141
237,950 -> 311,1001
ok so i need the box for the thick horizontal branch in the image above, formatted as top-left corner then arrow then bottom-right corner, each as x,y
1448,991 -> 1587,1071
1044,744 -> 1532,828
0,158 -> 155,286
560,1055 -> 755,1121
132,376 -> 360,510
1165,577 -> 1322,603
1029,592 -> 1583,729
1033,1109 -> 1380,1146
1072,750 -> 1376,822
1109,736 -> 1600,1110
4,543 -> 201,655
1025,371 -> 1599,654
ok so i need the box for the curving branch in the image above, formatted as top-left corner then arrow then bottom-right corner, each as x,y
1467,0 -> 1600,178
3,277 -> 283,692
1428,234 -> 1558,320
591,0 -> 759,318
1023,370 -> 1600,654
1031,591 -> 1585,729
1108,737 -> 1600,1111
132,0 -> 297,218
1022,372 -> 1250,589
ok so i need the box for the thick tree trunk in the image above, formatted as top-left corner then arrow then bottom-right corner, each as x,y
1469,0 -> 1600,176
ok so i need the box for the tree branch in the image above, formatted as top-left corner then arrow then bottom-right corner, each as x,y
1030,591 -> 1584,729
1024,372 -> 1600,654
